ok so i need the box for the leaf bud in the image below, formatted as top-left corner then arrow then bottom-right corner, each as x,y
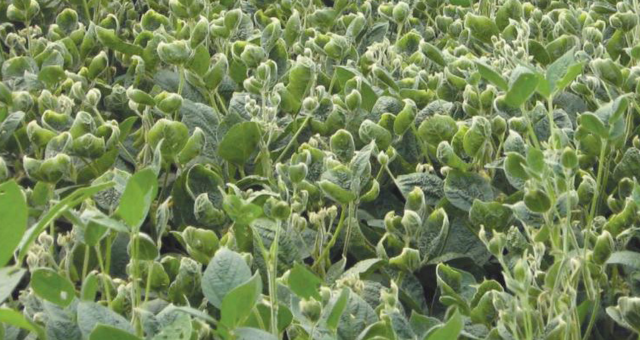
389,247 -> 421,272
561,147 -> 579,170
157,40 -> 192,65
524,188 -> 552,213
392,2 -> 411,24
330,129 -> 355,162
288,163 -> 308,184
299,298 -> 322,322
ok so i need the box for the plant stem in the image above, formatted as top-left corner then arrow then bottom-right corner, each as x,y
585,139 -> 608,251
130,231 -> 143,336
268,220 -> 282,336
95,243 -> 112,303
177,66 -> 185,96
80,0 -> 91,24
81,245 -> 90,281
275,116 -> 311,164
342,201 -> 356,257
313,205 -> 347,271
582,293 -> 600,340
547,96 -> 555,145
143,261 -> 153,304
215,93 -> 228,115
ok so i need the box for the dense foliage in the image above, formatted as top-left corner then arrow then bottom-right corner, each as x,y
2,0 -> 640,339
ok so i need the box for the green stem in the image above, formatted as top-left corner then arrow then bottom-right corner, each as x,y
95,243 -> 112,303
342,201 -> 356,257
81,245 -> 90,281
547,96 -> 555,146
93,0 -> 101,22
143,261 -> 153,305
313,206 -> 347,271
130,232 -> 143,337
585,139 -> 608,251
582,293 -> 600,340
215,92 -> 228,115
177,66 -> 185,96
269,220 -> 282,336
523,104 -> 541,149
80,0 -> 91,24
275,116 -> 311,164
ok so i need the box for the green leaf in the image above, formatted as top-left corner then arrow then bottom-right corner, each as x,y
235,327 -> 278,340
289,262 -> 323,300
38,65 -> 67,86
579,113 -> 608,139
450,0 -> 473,7
505,66 -> 540,108
115,168 -> 158,230
0,180 -> 27,267
285,56 -> 314,110
421,42 -> 446,67
222,194 -> 263,225
95,26 -> 144,56
77,302 -> 135,337
410,312 -> 441,339
333,66 -> 378,111
469,200 -> 513,232
475,61 -> 507,91
464,14 -> 499,43
0,267 -> 26,304
83,208 -> 130,234
152,311 -> 192,340
31,268 -> 76,307
504,152 -> 529,189
628,44 -> 640,59
90,324 -> 142,340
325,287 -> 350,331
81,272 -> 99,301
425,310 -> 463,340
606,251 -> 640,270
340,258 -> 385,279
394,172 -> 445,206
218,121 -> 261,165
220,272 -> 262,329
19,181 -> 115,262
526,148 -> 545,174
544,48 -> 583,96
0,308 -> 46,339
202,248 -> 252,309
444,169 -> 494,211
